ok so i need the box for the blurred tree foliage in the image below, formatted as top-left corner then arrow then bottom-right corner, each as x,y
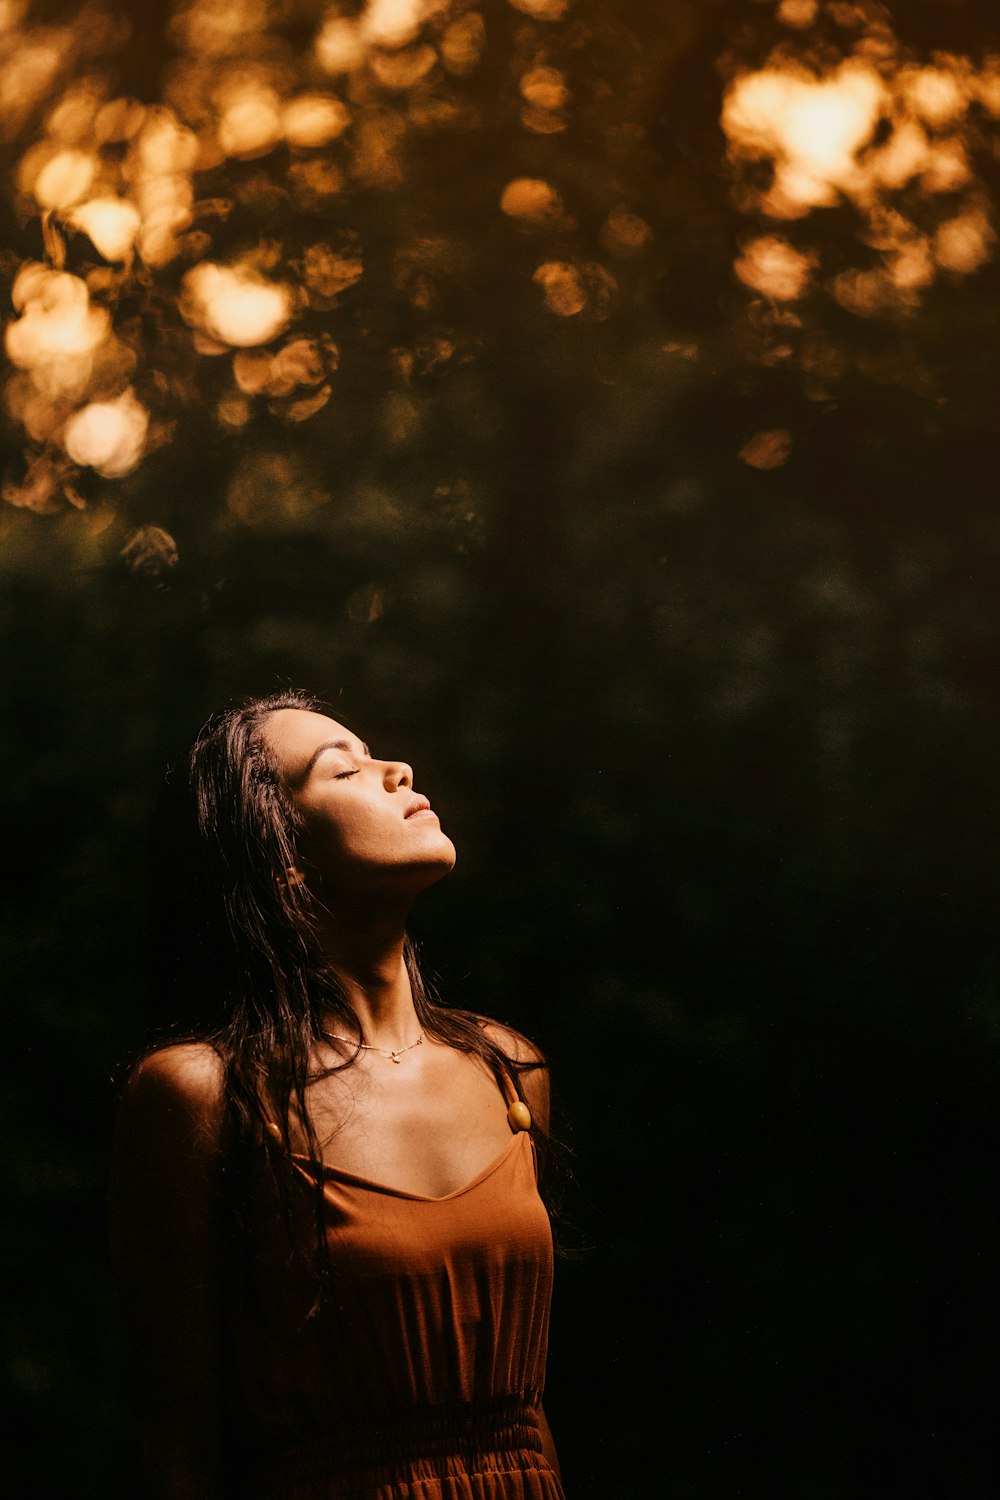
2,2 -> 999,1496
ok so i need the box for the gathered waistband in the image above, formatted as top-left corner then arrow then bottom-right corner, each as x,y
259,1396 -> 544,1492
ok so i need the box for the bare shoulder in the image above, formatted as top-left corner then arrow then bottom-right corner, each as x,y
479,1018 -> 551,1129
118,1041 -> 226,1150
479,1018 -> 547,1066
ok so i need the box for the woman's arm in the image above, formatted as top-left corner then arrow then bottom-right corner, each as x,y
536,1404 -> 562,1479
482,1023 -> 561,1475
109,1043 -> 229,1500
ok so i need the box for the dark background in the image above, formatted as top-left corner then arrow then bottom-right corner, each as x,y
1,2 -> 998,1496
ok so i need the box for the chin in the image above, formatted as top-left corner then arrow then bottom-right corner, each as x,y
415,836 -> 457,888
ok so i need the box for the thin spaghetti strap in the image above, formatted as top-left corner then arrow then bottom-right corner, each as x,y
494,1061 -> 532,1134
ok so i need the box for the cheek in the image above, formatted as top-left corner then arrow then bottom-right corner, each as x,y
299,798 -> 393,872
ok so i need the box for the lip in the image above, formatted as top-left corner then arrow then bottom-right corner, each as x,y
404,795 -> 434,819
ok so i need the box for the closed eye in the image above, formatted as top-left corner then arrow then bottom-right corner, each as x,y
334,769 -> 360,781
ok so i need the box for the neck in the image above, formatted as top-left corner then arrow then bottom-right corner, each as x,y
313,900 -> 420,1048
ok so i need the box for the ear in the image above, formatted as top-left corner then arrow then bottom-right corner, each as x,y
277,865 -> 307,891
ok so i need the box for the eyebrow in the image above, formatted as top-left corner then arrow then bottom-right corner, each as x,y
294,738 -> 370,787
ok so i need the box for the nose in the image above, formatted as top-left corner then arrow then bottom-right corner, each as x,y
383,759 -> 413,791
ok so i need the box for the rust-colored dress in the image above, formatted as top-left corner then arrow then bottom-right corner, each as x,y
229,1110 -> 566,1500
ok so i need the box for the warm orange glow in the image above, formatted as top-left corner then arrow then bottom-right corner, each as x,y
521,105 -> 568,136
533,261 -> 585,317
777,0 -> 819,28
33,148 -> 96,209
315,15 -> 367,75
532,261 -> 615,318
888,237 -> 935,293
46,81 -> 105,146
901,65 -> 969,128
975,63 -> 1000,117
183,263 -> 293,347
232,337 -> 330,402
283,94 -> 350,149
1,451 -> 76,515
440,14 -> 486,75
370,45 -> 437,91
500,178 -> 563,224
724,62 -> 885,214
6,267 -> 110,371
94,97 -> 146,145
172,0 -> 271,56
300,243 -> 364,302
520,67 -> 569,113
600,207 -> 652,256
869,120 -> 930,190
739,429 -> 793,470
725,30 -> 1000,323
935,207 -> 994,275
63,389 -> 149,477
217,81 -> 283,159
734,236 -> 815,301
832,268 -> 895,318
0,33 -> 72,145
136,110 -> 199,176
921,140 -> 970,195
508,0 -> 570,20
70,198 -> 141,262
361,0 -> 445,51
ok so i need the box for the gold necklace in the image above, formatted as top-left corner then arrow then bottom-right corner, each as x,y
322,1029 -> 424,1064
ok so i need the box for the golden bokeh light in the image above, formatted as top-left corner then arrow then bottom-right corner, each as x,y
533,261 -> 585,317
724,62 -> 885,215
439,14 -> 486,75
315,15 -> 368,76
136,109 -> 199,177
725,17 -> 1000,341
70,197 -> 141,261
832,267 -> 896,319
508,0 -> 570,20
63,388 -> 149,477
1,450 -> 77,516
739,429 -> 794,470
300,242 -> 364,304
934,207 -> 994,275
182,263 -> 293,347
361,0 -> 444,52
46,81 -> 106,146
600,207 -> 652,257
520,67 -> 569,113
93,97 -> 146,145
171,0 -> 271,56
900,65 -> 969,128
217,81 -> 283,159
0,26 -> 75,144
370,44 -> 438,91
283,94 -> 351,149
33,148 -> 97,210
532,260 -> 615,319
7,267 -> 110,369
734,237 -> 815,301
777,0 -> 819,28
500,177 -> 563,224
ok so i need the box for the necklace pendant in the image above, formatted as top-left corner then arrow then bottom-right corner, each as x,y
391,1052 -> 401,1063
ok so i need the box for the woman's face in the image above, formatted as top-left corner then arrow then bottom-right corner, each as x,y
262,709 -> 456,899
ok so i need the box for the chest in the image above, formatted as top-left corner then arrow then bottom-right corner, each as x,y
296,1047 -> 516,1199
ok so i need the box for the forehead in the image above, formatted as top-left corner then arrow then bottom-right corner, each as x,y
261,709 -> 362,777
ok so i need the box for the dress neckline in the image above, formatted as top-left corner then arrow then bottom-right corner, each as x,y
289,1129 -> 528,1204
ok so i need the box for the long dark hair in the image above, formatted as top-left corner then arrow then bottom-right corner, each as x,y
145,689 -> 553,1288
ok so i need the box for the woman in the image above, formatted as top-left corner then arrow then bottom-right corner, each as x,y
110,690 -> 565,1500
